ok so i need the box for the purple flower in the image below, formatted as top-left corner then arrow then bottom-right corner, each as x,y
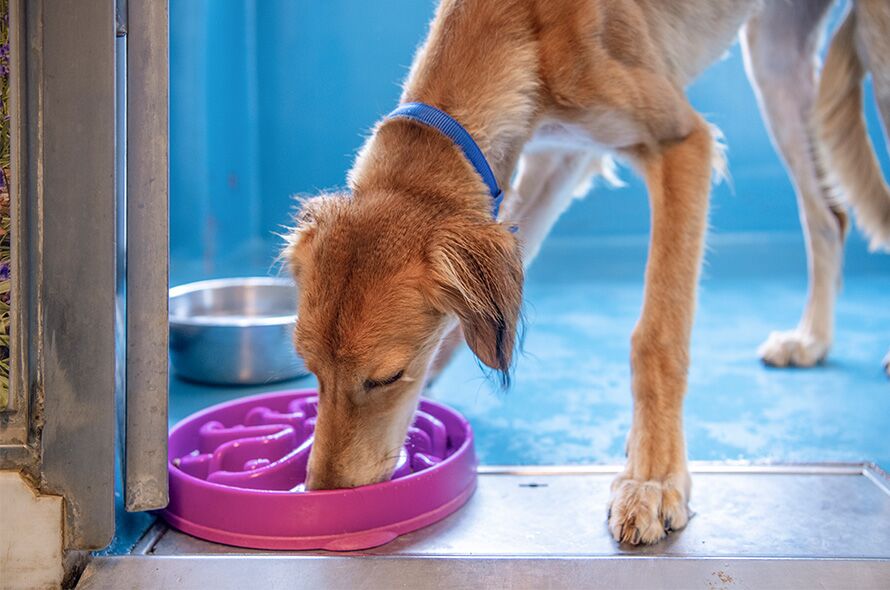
0,263 -> 9,281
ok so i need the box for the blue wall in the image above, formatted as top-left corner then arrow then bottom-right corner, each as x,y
170,0 -> 890,283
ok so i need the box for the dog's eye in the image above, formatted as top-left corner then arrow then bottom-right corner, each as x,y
363,369 -> 404,390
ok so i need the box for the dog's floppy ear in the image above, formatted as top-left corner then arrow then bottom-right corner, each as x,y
429,223 -> 523,385
284,194 -> 345,279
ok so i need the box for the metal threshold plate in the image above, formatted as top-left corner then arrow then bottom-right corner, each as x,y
79,464 -> 890,590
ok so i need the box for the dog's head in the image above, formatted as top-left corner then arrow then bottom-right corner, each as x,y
286,191 -> 522,490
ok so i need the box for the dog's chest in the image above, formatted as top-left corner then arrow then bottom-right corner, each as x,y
525,117 -> 639,156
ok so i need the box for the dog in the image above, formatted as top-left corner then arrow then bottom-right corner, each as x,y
285,0 -> 889,545
755,0 -> 890,375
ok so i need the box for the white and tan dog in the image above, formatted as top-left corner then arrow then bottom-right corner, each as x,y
286,0 -> 890,545
757,0 -> 890,374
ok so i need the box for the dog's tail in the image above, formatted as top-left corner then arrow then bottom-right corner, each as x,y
815,7 -> 890,252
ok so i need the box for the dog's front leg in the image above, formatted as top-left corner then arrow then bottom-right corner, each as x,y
608,115 -> 713,545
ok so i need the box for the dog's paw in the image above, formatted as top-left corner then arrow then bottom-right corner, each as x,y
608,472 -> 690,545
758,329 -> 829,368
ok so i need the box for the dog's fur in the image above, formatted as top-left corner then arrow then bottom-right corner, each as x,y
811,0 -> 890,375
754,0 -> 890,372
287,0 -> 890,545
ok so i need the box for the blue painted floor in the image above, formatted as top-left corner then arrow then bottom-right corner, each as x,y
169,236 -> 890,471
434,275 -> 890,468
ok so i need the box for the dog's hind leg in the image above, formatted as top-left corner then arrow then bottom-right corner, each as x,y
427,148 -> 601,381
608,114 -> 713,545
742,0 -> 840,368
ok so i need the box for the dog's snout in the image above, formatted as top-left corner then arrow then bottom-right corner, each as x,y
306,443 -> 398,491
305,463 -> 382,491
305,455 -> 347,491
305,470 -> 338,491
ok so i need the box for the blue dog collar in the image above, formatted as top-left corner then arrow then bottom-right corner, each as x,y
385,102 -> 505,220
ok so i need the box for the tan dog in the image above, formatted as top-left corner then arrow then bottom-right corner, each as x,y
286,0 -> 887,545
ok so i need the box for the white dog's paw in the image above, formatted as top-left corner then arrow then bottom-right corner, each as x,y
608,471 -> 691,545
758,329 -> 829,368
883,350 -> 890,378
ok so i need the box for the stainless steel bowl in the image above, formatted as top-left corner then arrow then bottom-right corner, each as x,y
169,277 -> 309,385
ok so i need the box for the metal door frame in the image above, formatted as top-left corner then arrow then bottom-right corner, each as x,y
0,0 -> 169,550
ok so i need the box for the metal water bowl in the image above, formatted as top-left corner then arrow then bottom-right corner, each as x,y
169,277 -> 309,385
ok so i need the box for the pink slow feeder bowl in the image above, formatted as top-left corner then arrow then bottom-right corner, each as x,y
162,389 -> 477,551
